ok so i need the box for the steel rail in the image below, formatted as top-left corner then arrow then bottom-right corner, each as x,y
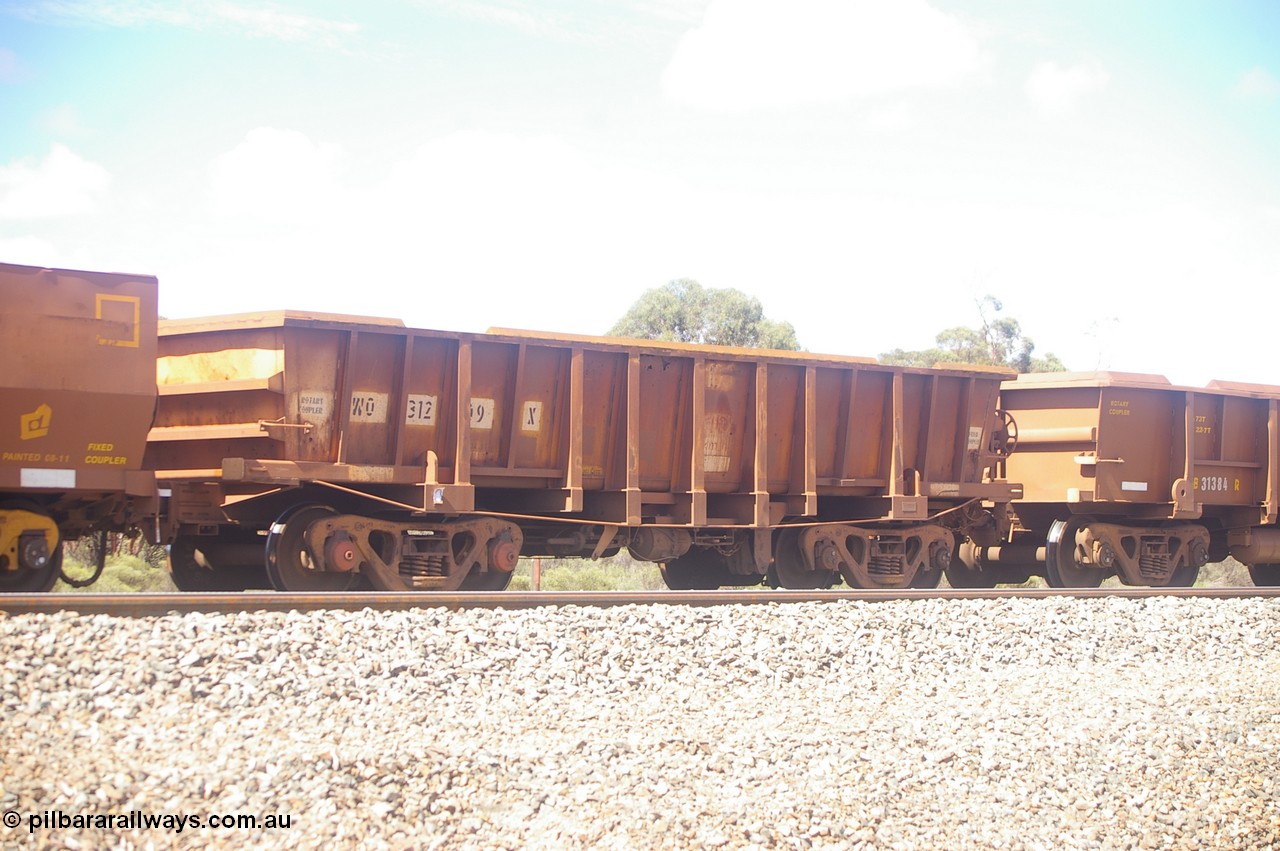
1,586 -> 1278,616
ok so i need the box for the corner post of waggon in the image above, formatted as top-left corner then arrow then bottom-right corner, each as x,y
146,312 -> 1021,592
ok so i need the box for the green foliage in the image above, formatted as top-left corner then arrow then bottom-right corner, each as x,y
507,554 -> 665,591
609,279 -> 800,350
880,296 -> 1064,373
55,552 -> 177,593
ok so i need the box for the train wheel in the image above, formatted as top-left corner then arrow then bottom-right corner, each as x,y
659,549 -> 729,590
1044,519 -> 1104,588
459,566 -> 514,591
0,538 -> 62,592
0,503 -> 62,592
908,539 -> 953,589
4,545 -> 62,593
169,530 -> 269,592
942,547 -> 998,588
771,528 -> 837,590
169,535 -> 220,591
456,530 -> 521,591
265,505 -> 361,592
1248,563 -> 1280,586
1165,562 -> 1200,588
910,564 -> 944,588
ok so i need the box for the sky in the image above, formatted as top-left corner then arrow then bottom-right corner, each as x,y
1,0 -> 1278,386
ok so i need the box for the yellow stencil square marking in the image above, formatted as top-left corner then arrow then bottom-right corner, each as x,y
96,294 -> 141,347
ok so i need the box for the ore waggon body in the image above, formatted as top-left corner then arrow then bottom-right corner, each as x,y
953,372 -> 1280,588
0,262 -> 158,591
147,311 -> 1020,592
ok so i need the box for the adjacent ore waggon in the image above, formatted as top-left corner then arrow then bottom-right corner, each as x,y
147,311 -> 1020,592
0,263 -> 158,591
954,372 -> 1280,588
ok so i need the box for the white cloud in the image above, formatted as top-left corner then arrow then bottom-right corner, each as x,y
0,144 -> 110,219
361,130 -> 699,322
863,102 -> 917,132
431,0 -> 579,40
11,1 -> 359,49
629,0 -> 707,26
662,0 -> 983,110
0,236 -> 58,265
208,128 -> 342,223
211,3 -> 360,47
170,128 -> 705,331
1232,67 -> 1280,102
1025,60 -> 1109,118
427,0 -> 707,43
39,104 -> 82,136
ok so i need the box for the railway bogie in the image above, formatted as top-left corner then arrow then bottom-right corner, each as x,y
0,263 -> 159,591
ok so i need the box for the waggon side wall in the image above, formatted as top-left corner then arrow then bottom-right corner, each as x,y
149,313 -> 1018,530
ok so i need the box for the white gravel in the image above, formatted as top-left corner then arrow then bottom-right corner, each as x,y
2,597 -> 1279,850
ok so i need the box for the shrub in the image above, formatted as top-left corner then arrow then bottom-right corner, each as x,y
55,537 -> 176,593
509,554 -> 665,591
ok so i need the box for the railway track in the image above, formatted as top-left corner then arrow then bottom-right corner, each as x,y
3,586 -> 1279,616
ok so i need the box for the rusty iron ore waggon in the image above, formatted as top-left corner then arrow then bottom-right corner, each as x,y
953,372 -> 1280,588
0,263 -> 159,591
146,311 -> 1021,592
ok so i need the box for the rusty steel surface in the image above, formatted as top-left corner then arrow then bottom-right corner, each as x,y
2,586 -> 1279,616
147,311 -> 1024,591
983,371 -> 1280,588
1002,371 -> 1280,522
1,262 -> 158,498
1,263 -> 159,592
149,312 -> 1018,526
